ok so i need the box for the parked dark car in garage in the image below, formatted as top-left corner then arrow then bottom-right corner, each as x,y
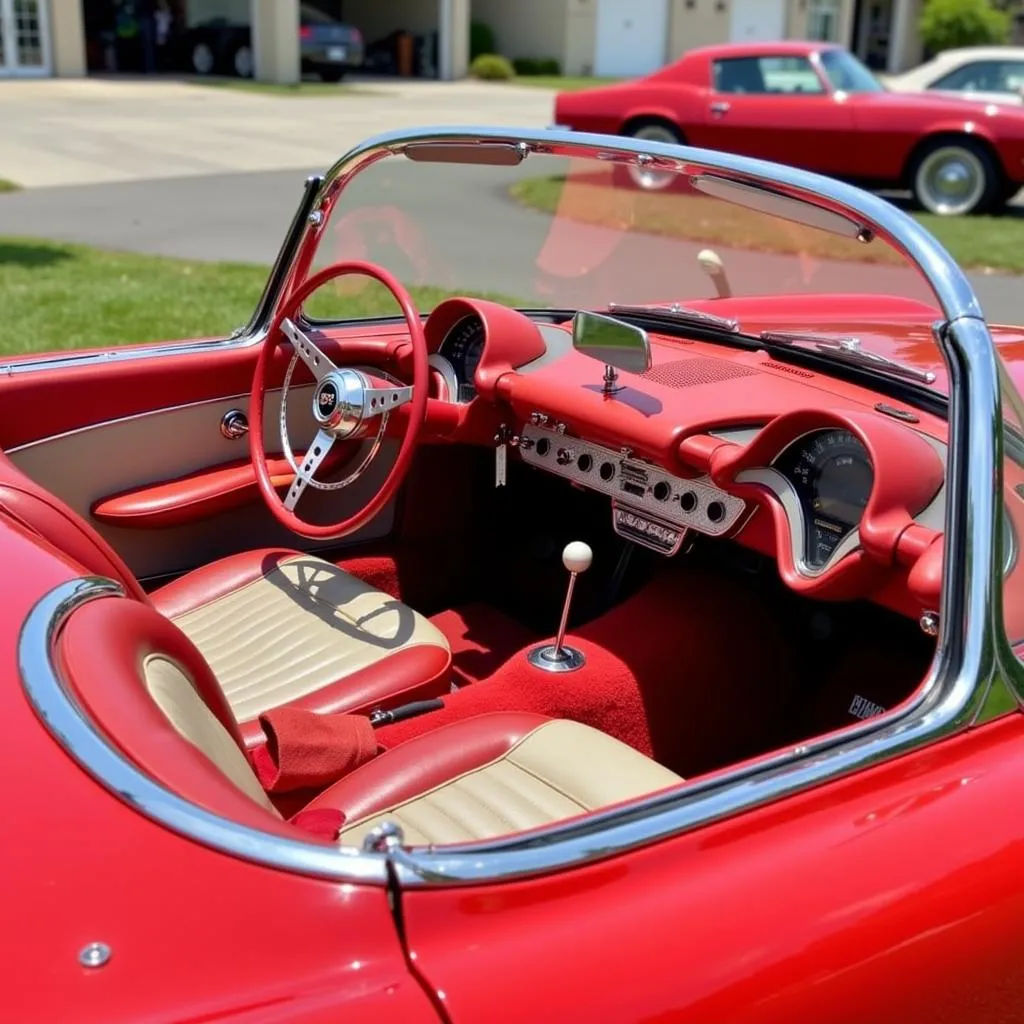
187,2 -> 364,81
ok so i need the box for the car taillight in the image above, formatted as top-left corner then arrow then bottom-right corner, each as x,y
299,25 -> 312,40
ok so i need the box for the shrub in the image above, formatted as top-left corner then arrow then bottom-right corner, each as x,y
469,21 -> 496,61
919,0 -> 1010,53
512,57 -> 562,76
470,54 -> 515,81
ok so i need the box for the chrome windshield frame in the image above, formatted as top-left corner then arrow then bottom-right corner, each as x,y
17,126 -> 1022,888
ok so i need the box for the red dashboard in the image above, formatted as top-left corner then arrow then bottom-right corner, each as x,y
327,296 -> 959,625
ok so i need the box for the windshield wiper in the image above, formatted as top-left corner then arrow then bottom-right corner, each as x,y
759,330 -> 937,386
607,302 -> 742,334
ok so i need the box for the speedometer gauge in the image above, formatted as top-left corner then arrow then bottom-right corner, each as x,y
773,429 -> 874,570
438,315 -> 485,401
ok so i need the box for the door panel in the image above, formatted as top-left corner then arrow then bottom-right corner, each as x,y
0,328 -> 413,581
9,385 -> 396,580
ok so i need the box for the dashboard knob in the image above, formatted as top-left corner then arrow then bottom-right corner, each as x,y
529,412 -> 548,426
556,447 -> 575,466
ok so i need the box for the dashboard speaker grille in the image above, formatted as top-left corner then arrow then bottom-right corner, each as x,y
643,358 -> 759,388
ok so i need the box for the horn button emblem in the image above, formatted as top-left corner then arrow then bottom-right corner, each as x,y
312,368 -> 366,438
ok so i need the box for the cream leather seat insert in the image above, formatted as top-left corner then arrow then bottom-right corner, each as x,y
169,555 -> 450,723
338,720 -> 684,847
144,655 -> 282,816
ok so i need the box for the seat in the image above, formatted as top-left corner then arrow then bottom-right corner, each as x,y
309,712 -> 685,846
0,450 -> 451,738
150,548 -> 452,739
57,593 -> 684,847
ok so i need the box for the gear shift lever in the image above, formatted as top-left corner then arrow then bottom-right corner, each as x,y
527,541 -> 592,673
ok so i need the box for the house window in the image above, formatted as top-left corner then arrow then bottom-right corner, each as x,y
807,0 -> 842,42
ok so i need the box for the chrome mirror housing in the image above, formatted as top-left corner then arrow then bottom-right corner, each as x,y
572,311 -> 651,392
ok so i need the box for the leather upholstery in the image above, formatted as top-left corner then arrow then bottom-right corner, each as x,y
306,713 -> 685,847
152,549 -> 452,730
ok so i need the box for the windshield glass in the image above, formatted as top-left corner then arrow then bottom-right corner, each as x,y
819,49 -> 885,93
305,140 -> 942,376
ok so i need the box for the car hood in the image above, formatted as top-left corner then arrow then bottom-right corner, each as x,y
851,87 -> 1024,119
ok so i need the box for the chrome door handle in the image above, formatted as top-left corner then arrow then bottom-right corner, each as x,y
709,101 -> 731,116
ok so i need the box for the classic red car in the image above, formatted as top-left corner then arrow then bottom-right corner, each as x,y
554,41 -> 1024,216
4,125 -> 1024,1021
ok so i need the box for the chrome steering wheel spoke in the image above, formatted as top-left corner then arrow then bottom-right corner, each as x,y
280,317 -> 337,382
361,382 -> 413,419
284,428 -> 336,512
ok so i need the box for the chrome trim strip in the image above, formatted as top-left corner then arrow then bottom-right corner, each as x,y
19,576 -> 390,885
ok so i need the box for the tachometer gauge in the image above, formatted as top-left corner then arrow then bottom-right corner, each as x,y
438,315 -> 485,401
773,429 -> 874,570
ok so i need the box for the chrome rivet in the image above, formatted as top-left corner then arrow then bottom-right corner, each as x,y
920,611 -> 939,637
308,210 -> 324,227
79,942 -> 111,968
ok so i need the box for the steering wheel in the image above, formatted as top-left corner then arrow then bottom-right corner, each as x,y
249,261 -> 428,540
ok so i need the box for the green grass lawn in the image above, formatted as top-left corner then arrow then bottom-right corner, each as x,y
511,175 -> 1024,274
187,77 -> 376,96
0,180 -> 21,194
0,237 -> 520,357
509,75 -> 621,91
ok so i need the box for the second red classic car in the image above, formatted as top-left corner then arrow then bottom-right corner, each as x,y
554,41 -> 1024,216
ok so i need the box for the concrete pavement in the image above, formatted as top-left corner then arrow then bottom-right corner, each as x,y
0,77 -> 555,188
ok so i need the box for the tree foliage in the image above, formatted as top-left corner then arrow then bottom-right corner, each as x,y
919,0 -> 1011,53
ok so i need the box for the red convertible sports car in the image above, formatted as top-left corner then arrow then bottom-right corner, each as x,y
4,125 -> 1024,1021
555,41 -> 1024,216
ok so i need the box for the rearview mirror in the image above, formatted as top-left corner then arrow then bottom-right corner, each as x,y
572,311 -> 652,376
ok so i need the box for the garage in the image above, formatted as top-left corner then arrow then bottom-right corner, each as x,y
74,0 -> 467,81
594,0 -> 668,79
729,0 -> 786,43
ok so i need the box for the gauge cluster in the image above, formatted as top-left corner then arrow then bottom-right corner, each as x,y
771,429 -> 874,569
437,315 -> 486,402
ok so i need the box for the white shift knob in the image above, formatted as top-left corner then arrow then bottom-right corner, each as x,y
697,248 -> 724,273
562,541 -> 593,574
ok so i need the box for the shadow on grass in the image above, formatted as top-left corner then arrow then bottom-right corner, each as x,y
0,242 -> 73,268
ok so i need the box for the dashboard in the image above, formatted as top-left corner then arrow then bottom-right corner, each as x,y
410,296 -> 952,616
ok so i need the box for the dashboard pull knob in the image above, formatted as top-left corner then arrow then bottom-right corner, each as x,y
556,447 -> 575,465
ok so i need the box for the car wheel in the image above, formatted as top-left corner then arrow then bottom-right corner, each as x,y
233,45 -> 254,79
191,42 -> 215,76
625,120 -> 684,191
910,139 -> 998,216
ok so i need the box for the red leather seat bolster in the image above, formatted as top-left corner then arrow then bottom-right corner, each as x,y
304,712 -> 551,824
151,548 -> 303,618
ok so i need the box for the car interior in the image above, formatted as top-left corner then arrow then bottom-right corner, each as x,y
2,270 -> 953,851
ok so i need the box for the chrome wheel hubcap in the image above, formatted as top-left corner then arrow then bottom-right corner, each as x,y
628,125 -> 679,191
916,146 -> 985,215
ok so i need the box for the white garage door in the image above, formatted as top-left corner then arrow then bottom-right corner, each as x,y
594,0 -> 669,79
729,0 -> 786,43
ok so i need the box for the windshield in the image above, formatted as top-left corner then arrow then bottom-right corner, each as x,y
819,49 -> 885,93
304,139 -> 941,377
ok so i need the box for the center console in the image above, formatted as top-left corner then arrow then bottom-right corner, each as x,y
517,416 -> 746,555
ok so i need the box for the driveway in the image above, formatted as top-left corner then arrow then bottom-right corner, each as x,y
0,77 -> 1021,324
0,77 -> 555,188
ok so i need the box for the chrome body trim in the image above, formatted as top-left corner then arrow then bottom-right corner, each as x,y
19,577 -> 391,885
14,127 -> 1020,888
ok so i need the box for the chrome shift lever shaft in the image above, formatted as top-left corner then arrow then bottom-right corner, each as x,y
527,542 -> 592,673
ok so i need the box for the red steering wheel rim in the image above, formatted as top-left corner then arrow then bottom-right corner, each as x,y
249,260 -> 429,540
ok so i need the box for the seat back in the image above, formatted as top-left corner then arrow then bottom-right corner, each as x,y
58,594 -> 283,826
0,451 -> 147,602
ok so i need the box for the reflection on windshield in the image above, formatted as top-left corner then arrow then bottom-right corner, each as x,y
819,49 -> 885,93
308,142 -> 938,346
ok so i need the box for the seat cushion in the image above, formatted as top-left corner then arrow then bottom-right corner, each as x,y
305,712 -> 685,847
152,549 -> 451,736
